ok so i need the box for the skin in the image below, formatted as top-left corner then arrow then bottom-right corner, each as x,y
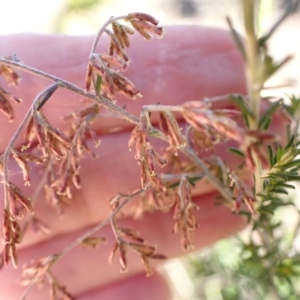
0,26 -> 285,299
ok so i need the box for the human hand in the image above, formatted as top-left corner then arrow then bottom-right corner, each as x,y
0,25 -> 278,299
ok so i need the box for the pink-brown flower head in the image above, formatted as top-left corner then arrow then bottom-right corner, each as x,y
11,151 -> 43,187
80,237 -> 106,249
3,244 -> 11,267
51,168 -> 73,199
22,115 -> 36,151
129,242 -> 156,257
103,70 -> 116,101
229,172 -> 256,214
21,255 -> 57,287
8,182 -> 34,217
30,217 -> 51,235
188,126 -> 225,153
108,39 -> 115,56
73,103 -> 100,120
108,242 -> 119,264
3,209 -> 11,243
128,125 -> 142,152
9,242 -> 18,269
71,118 -> 100,159
111,70 -> 141,100
100,54 -> 129,71
11,150 -> 31,186
159,111 -> 186,150
173,177 -> 199,249
89,54 -> 139,101
182,102 -> 244,144
128,124 -> 166,190
87,56 -> 105,95
46,130 -> 73,160
119,228 -> 145,244
0,61 -> 20,86
34,111 -> 73,159
127,13 -> 159,26
112,22 -> 134,49
119,245 -> 127,272
89,54 -> 106,76
106,29 -> 129,62
129,19 -> 164,40
85,63 -> 93,91
44,184 -> 65,215
0,87 -> 22,122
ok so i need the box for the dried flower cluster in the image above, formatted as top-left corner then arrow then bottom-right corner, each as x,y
0,3 -> 299,299
86,13 -> 164,101
109,222 -> 167,276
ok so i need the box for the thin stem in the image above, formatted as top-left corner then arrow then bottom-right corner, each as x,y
55,188 -> 144,262
0,57 -> 140,125
142,105 -> 183,113
1,83 -> 59,208
19,281 -> 37,300
21,157 -> 54,236
18,189 -> 144,300
183,148 -> 233,203
243,0 -> 261,122
178,175 -> 187,210
1,57 -> 234,205
90,15 -> 128,54
160,172 -> 203,182
141,104 -> 234,203
110,218 -> 121,242
242,0 -> 263,202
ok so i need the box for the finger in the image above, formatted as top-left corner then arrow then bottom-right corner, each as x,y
0,26 -> 246,150
0,126 -> 245,250
77,273 -> 171,300
0,95 -> 287,250
0,192 -> 245,299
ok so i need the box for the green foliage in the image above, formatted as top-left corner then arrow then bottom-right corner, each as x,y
258,99 -> 282,129
191,1 -> 300,299
228,94 -> 253,126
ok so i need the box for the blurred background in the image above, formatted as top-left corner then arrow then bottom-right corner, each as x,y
1,0 -> 299,95
1,1 -> 300,299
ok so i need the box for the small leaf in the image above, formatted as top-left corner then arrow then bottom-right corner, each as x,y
280,158 -> 300,170
259,117 -> 272,130
268,145 -> 274,166
94,75 -> 102,96
259,99 -> 282,129
275,183 -> 295,190
270,188 -> 289,195
274,145 -> 283,164
168,176 -> 202,189
284,135 -> 295,150
229,147 -> 245,158
268,173 -> 300,182
187,176 -> 202,186
149,129 -> 161,137
263,55 -> 293,82
226,17 -> 246,60
256,193 -> 266,198
228,95 -> 254,122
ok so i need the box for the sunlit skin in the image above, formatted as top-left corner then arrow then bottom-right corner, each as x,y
0,26 -> 285,299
